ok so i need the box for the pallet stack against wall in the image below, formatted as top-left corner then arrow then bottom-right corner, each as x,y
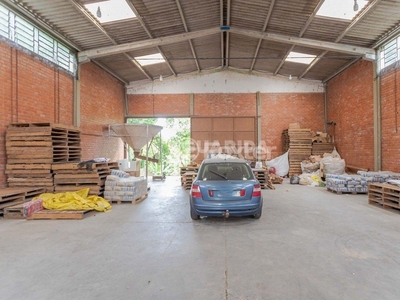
282,128 -> 312,176
181,172 -> 197,190
180,164 -> 199,190
252,169 -> 274,189
5,123 -> 81,192
52,162 -> 118,196
368,183 -> 400,214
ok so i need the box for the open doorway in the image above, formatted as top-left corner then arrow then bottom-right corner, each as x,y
126,118 -> 190,176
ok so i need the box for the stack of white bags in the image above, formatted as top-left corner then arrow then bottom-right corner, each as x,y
104,170 -> 147,202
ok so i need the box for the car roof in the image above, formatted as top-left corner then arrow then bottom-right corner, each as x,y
201,158 -> 248,164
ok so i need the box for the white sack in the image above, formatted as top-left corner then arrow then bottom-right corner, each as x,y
266,151 -> 289,177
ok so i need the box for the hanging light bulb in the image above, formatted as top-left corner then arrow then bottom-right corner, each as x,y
353,0 -> 359,11
289,74 -> 292,80
96,6 -> 102,18
159,74 -> 163,81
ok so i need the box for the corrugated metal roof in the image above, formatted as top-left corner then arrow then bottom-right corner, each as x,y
6,0 -> 400,84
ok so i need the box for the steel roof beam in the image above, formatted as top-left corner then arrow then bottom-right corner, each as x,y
78,27 -> 221,62
78,26 -> 375,63
274,0 -> 325,77
175,0 -> 200,72
230,27 -> 376,60
250,0 -> 276,72
225,0 -> 231,68
125,0 -> 177,78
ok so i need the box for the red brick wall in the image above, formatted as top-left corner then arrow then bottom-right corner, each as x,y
0,42 -> 75,187
0,40 -> 125,187
194,94 -> 257,116
260,93 -> 325,159
128,92 -> 324,160
128,94 -> 190,116
79,63 -> 125,161
326,60 -> 374,170
381,66 -> 400,172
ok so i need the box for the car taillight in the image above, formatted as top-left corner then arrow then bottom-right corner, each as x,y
240,189 -> 246,197
252,183 -> 261,197
191,184 -> 202,198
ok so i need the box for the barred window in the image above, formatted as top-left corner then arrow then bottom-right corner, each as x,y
0,3 -> 76,74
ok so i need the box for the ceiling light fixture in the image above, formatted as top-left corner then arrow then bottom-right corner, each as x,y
159,75 -> 163,81
353,0 -> 359,11
96,6 -> 102,18
289,75 -> 292,80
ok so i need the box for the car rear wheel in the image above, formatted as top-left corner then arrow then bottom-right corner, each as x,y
252,207 -> 262,219
190,206 -> 199,220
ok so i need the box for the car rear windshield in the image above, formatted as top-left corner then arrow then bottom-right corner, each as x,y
198,162 -> 253,181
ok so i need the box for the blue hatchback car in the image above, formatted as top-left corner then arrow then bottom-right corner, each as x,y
189,158 -> 263,220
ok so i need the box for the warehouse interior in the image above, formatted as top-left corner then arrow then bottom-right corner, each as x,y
1,0 -> 400,299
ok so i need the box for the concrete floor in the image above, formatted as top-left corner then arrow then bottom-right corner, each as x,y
1,176 -> 400,300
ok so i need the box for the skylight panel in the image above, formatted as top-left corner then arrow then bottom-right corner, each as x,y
285,52 -> 316,65
316,0 -> 368,20
85,0 -> 136,23
135,53 -> 165,66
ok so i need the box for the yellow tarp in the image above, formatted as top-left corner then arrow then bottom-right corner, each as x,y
35,188 -> 111,212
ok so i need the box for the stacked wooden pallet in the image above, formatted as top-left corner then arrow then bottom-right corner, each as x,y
52,162 -> 118,196
5,123 -> 81,191
181,171 -> 197,190
252,169 -> 274,189
180,164 -> 199,176
5,164 -> 54,191
0,187 -> 45,216
180,164 -> 199,190
282,129 -> 312,176
368,183 -> 400,214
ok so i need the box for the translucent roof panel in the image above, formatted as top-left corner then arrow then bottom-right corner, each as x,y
135,53 -> 165,66
85,0 -> 136,23
316,0 -> 369,20
285,52 -> 316,65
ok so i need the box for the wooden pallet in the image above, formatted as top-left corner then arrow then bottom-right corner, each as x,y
368,183 -> 400,214
108,193 -> 148,204
181,171 -> 197,189
0,189 -> 26,213
0,187 -> 46,215
6,122 -> 81,164
27,209 -> 95,220
252,168 -> 275,189
3,203 -> 25,219
282,128 -> 312,176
